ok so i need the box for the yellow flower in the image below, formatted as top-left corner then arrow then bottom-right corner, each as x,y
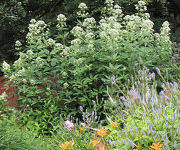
110,122 -> 118,128
59,140 -> 74,150
92,139 -> 100,147
150,142 -> 163,150
96,127 -> 108,138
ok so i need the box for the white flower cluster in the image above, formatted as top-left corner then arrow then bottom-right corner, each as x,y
135,0 -> 147,12
27,50 -> 34,56
57,14 -> 66,22
85,32 -> 95,40
9,67 -> 26,81
57,14 -> 67,28
143,13 -> 150,19
141,19 -> 154,33
16,68 -> 26,77
82,17 -> 96,29
78,3 -> 87,10
2,61 -> 10,71
112,4 -> 123,18
26,19 -> 47,41
36,57 -> 44,63
77,3 -> 88,17
99,16 -> 120,41
71,26 -> 84,37
61,47 -> 70,57
103,0 -> 114,15
54,43 -> 64,52
71,38 -> 81,46
125,15 -> 142,31
161,21 -> 170,35
160,21 -> 171,43
15,40 -> 22,47
47,38 -> 56,46
30,79 -> 35,85
0,92 -> 7,101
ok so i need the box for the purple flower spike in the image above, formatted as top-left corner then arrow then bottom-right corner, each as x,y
172,111 -> 176,120
151,72 -> 155,79
79,106 -> 83,111
129,126 -> 133,136
156,67 -> 161,74
178,123 -> 180,133
174,140 -> 177,148
111,76 -> 115,84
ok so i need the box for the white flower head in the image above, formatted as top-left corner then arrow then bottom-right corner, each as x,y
105,0 -> 114,5
82,17 -> 96,29
36,20 -> 46,27
77,3 -> 88,17
47,38 -> 55,46
0,92 -> 7,101
138,0 -> 146,6
71,38 -> 81,45
2,61 -> 10,71
78,3 -> 87,10
57,14 -> 67,22
30,79 -> 35,85
71,26 -> 84,37
135,0 -> 147,12
161,21 -> 170,35
30,19 -> 36,24
15,40 -> 22,47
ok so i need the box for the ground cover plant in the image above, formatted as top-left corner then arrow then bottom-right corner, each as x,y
0,102 -> 52,150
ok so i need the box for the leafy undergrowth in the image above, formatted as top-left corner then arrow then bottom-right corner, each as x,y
0,68 -> 179,150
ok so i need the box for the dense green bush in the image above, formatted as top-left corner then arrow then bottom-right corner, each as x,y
2,0 -> 176,133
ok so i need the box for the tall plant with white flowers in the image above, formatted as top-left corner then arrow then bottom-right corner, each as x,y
2,0 -> 174,132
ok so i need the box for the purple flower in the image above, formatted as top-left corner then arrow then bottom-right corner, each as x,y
164,140 -> 168,146
118,131 -> 121,137
174,140 -> 177,148
129,126 -> 133,136
156,67 -> 161,74
111,142 -> 116,147
151,72 -> 155,79
172,111 -> 176,120
111,76 -> 115,84
135,126 -> 138,131
79,106 -> 83,111
142,112 -> 146,119
177,123 -> 180,133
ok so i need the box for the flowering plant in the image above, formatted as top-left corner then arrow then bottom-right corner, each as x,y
1,0 -> 176,133
104,68 -> 180,149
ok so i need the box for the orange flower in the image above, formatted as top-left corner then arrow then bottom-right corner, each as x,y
96,127 -> 108,138
95,143 -> 109,150
79,126 -> 86,134
92,139 -> 100,147
110,122 -> 118,128
59,140 -> 74,150
150,142 -> 163,150
136,143 -> 141,149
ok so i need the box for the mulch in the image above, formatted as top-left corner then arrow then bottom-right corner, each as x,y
0,76 -> 18,106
